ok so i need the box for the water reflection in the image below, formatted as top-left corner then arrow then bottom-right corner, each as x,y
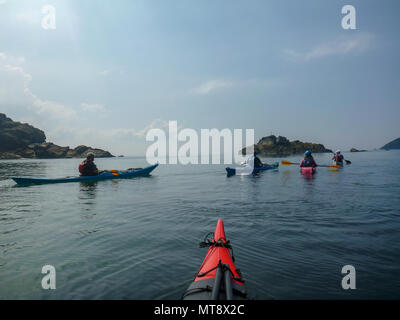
301,172 -> 315,181
78,182 -> 98,219
79,181 -> 98,196
281,170 -> 293,183
328,169 -> 340,175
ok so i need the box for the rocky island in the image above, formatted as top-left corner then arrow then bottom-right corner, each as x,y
350,148 -> 367,152
241,135 -> 332,157
381,137 -> 400,150
0,113 -> 114,159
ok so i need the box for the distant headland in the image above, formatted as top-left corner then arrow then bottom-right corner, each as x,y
381,137 -> 400,150
0,113 -> 114,159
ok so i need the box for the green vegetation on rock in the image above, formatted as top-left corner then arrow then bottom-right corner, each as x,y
0,113 -> 46,152
241,135 -> 332,157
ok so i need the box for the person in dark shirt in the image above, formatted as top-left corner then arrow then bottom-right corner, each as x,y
79,152 -> 100,176
253,151 -> 264,168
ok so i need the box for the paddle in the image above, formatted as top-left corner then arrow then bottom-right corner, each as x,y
281,160 -> 340,169
109,170 -> 119,176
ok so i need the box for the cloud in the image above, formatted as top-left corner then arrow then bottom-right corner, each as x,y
0,52 -> 166,155
81,103 -> 105,112
0,52 -> 77,120
45,118 -> 175,156
49,118 -> 172,142
284,33 -> 374,62
24,88 -> 77,120
1,52 -> 25,64
189,78 -> 282,96
98,68 -> 125,77
99,70 -> 111,76
133,118 -> 173,138
191,80 -> 233,95
15,11 -> 41,25
4,64 -> 32,82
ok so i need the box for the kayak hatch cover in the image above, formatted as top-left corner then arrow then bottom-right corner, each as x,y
12,164 -> 158,186
182,219 -> 247,300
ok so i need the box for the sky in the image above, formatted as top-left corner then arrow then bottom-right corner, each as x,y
0,0 -> 399,156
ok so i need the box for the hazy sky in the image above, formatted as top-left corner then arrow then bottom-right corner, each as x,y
0,0 -> 399,155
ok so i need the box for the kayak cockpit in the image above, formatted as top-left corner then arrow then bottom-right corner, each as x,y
182,261 -> 247,300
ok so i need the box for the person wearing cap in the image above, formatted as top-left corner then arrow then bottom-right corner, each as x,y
300,150 -> 317,168
332,150 -> 344,165
79,152 -> 100,176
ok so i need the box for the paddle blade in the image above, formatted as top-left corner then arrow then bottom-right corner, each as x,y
110,170 -> 119,175
281,160 -> 294,165
327,165 -> 340,169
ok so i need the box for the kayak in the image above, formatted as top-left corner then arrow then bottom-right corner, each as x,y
182,219 -> 247,300
300,166 -> 316,175
226,162 -> 279,177
12,164 -> 158,186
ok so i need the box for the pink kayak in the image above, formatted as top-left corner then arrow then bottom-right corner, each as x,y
300,167 -> 316,175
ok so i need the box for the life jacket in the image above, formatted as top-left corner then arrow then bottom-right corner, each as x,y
302,156 -> 316,167
333,154 -> 344,162
78,160 -> 87,174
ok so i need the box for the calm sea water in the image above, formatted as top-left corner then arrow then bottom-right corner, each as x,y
0,151 -> 399,299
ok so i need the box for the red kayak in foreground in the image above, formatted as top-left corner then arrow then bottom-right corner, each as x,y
300,167 -> 316,175
182,220 -> 247,300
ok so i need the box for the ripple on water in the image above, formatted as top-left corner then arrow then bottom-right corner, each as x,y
0,154 -> 400,299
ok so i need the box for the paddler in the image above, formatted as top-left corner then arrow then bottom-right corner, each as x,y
253,150 -> 264,168
79,152 -> 100,176
332,150 -> 344,165
300,150 -> 317,168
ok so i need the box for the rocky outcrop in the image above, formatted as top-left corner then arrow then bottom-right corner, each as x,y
350,148 -> 367,152
0,113 -> 114,159
8,143 -> 113,159
241,135 -> 332,157
0,113 -> 46,152
381,138 -> 400,150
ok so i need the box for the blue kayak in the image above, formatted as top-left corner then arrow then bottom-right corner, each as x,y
12,164 -> 158,186
226,162 -> 279,177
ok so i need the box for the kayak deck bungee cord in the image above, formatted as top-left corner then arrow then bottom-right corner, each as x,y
182,219 -> 247,300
